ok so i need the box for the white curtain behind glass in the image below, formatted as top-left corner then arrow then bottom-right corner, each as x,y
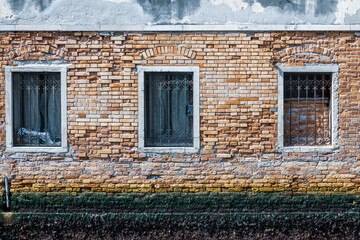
13,72 -> 61,146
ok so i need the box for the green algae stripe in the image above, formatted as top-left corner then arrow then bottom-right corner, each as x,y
2,192 -> 360,212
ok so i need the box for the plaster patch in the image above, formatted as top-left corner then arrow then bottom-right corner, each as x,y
170,15 -> 193,24
335,0 -> 360,24
103,0 -> 134,3
0,1 -> 13,18
210,0 -> 249,11
0,0 -> 355,25
305,0 -> 316,15
251,2 -> 264,13
2,0 -> 152,25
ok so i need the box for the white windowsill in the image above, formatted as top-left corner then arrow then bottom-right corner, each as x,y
279,146 -> 339,153
139,146 -> 199,154
6,147 -> 68,153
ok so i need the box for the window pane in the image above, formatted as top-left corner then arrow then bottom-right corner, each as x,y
13,72 -> 62,146
283,73 -> 331,146
144,72 -> 193,147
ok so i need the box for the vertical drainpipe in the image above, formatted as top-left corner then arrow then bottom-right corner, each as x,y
3,176 -> 10,210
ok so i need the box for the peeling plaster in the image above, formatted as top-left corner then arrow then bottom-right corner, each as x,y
335,0 -> 360,24
0,0 -> 152,25
305,0 -> 316,16
0,0 -> 359,26
0,1 -> 12,18
251,2 -> 264,13
6,0 -> 54,13
136,0 -> 201,22
210,0 -> 249,11
103,0 -> 134,3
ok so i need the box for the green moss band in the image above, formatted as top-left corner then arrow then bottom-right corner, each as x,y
2,192 -> 360,212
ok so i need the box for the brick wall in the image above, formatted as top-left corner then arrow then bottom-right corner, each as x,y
0,31 -> 359,194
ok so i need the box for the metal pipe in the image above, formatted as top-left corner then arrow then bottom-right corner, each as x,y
3,176 -> 10,210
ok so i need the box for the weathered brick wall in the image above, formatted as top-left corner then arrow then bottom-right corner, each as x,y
0,31 -> 359,194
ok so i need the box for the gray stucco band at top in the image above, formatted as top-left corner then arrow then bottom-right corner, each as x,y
1,0 -> 360,27
1,24 -> 360,32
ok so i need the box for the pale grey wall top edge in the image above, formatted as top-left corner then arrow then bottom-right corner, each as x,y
0,0 -> 359,26
1,24 -> 360,32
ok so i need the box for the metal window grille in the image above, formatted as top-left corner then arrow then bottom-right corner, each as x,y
144,72 -> 193,147
13,72 -> 62,146
283,72 -> 332,146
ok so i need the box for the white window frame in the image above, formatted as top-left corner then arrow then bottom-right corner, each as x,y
277,65 -> 339,153
5,65 -> 68,153
138,66 -> 200,153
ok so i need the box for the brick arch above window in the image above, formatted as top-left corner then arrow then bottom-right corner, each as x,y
9,45 -> 66,60
276,46 -> 336,60
140,45 -> 197,60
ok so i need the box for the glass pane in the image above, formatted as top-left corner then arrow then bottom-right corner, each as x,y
13,72 -> 62,146
144,72 -> 193,147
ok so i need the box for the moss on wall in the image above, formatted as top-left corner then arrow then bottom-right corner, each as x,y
1,192 -> 359,212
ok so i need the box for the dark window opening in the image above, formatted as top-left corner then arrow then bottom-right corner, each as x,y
144,72 -> 193,147
13,72 -> 62,146
283,72 -> 332,146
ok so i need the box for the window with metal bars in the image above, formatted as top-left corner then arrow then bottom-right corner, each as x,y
283,72 -> 332,146
12,72 -> 62,146
144,72 -> 193,147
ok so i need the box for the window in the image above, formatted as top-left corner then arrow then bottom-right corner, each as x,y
5,66 -> 67,153
144,72 -> 193,147
278,65 -> 339,152
284,72 -> 331,146
138,66 -> 200,153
